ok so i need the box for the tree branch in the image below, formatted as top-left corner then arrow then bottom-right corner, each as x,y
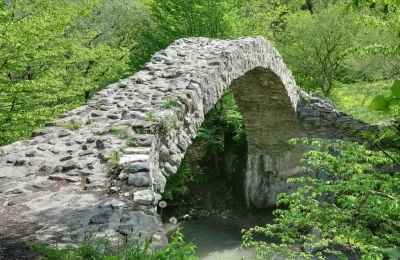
374,142 -> 400,168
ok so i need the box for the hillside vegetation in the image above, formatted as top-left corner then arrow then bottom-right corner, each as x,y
1,0 -> 400,259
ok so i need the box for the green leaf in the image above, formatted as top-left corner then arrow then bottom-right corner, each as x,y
389,98 -> 400,107
368,95 -> 390,112
379,248 -> 400,259
390,80 -> 400,97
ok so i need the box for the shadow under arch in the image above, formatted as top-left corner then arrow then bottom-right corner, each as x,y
228,67 -> 306,208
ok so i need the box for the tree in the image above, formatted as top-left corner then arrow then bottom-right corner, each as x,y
230,0 -> 303,39
242,138 -> 400,259
354,0 -> 400,115
0,0 -> 129,145
74,0 -> 150,71
276,4 -> 361,95
129,0 -> 236,71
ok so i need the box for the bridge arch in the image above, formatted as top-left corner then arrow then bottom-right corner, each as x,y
135,37 -> 302,208
0,37 -> 371,244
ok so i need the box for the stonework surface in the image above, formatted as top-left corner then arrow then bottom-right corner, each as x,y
0,36 -> 373,246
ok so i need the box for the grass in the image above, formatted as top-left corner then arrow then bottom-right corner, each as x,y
57,121 -> 83,130
329,81 -> 396,124
108,126 -> 125,135
95,98 -> 108,109
145,111 -> 158,122
27,229 -> 197,260
110,150 -> 122,167
126,139 -> 137,147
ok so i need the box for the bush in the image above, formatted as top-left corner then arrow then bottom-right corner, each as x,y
242,138 -> 400,259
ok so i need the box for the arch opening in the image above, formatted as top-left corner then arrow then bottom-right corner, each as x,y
229,67 -> 306,208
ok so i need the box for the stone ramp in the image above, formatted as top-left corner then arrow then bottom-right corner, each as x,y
0,81 -> 166,248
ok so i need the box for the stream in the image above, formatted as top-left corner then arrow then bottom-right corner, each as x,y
165,218 -> 255,259
163,209 -> 357,260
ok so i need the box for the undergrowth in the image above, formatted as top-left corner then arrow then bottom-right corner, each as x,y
329,81 -> 397,123
28,228 -> 197,260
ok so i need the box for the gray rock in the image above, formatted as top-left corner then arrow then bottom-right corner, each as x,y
26,150 -> 44,157
37,144 -> 49,151
159,145 -> 169,161
129,162 -> 150,173
107,114 -> 120,119
89,210 -> 113,224
97,198 -> 126,209
91,111 -> 104,117
95,138 -> 108,149
133,190 -> 155,205
164,162 -> 176,176
8,197 -> 29,206
66,177 -> 81,182
78,150 -> 95,156
87,160 -> 99,169
0,166 -> 12,177
108,186 -> 120,193
14,159 -> 27,166
63,160 -> 77,171
60,155 -> 73,161
85,181 -> 105,190
32,128 -> 54,137
5,187 -> 23,195
31,180 -> 56,190
6,154 -> 20,163
128,172 -> 150,187
39,164 -> 56,173
168,154 -> 181,167
120,210 -> 132,223
58,129 -> 71,137
50,147 -> 60,154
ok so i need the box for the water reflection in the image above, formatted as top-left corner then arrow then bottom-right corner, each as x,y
165,219 -> 254,259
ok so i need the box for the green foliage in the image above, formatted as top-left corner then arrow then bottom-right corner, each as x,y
196,88 -> 245,154
158,112 -> 180,134
57,120 -> 83,130
75,0 -> 149,52
108,126 -> 125,135
0,0 -> 130,146
230,0 -> 302,38
29,229 -> 197,260
163,146 -> 205,201
126,139 -> 137,147
154,229 -> 197,260
369,80 -> 400,113
329,81 -> 395,123
162,97 -> 187,109
130,0 -> 235,70
145,112 -> 158,122
110,150 -> 122,167
276,4 -> 361,95
242,138 -> 400,259
349,0 -> 400,117
164,88 -> 245,201
95,98 -> 109,109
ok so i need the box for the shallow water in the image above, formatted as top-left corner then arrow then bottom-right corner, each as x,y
165,218 -> 254,260
164,216 -> 357,260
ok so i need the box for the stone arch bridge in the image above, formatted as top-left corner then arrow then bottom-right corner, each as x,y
0,37 -> 370,247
